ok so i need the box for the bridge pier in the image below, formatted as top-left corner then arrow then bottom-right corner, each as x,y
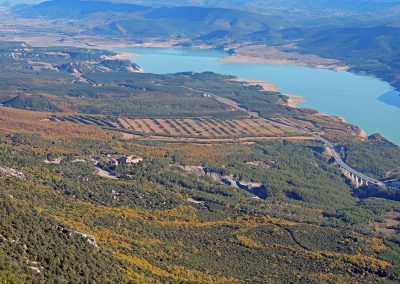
340,167 -> 369,188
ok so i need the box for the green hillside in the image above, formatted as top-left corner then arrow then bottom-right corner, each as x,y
0,2 -> 400,283
298,25 -> 400,91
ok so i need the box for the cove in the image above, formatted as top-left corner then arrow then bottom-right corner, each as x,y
117,47 -> 400,145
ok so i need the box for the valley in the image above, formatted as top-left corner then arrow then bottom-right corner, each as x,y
0,1 -> 399,283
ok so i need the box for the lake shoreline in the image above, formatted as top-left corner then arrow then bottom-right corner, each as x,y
220,44 -> 351,72
231,78 -> 306,108
114,45 -> 400,144
110,44 -> 333,110
219,54 -> 350,72
110,45 -> 315,109
108,42 -> 349,72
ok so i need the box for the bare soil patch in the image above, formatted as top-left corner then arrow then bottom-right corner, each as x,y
369,211 -> 400,235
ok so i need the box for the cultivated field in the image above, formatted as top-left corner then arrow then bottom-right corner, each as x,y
50,115 -> 119,128
118,117 -> 301,138
275,116 -> 367,141
49,115 -> 316,142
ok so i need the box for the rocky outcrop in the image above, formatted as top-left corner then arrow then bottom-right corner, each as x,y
100,59 -> 142,73
246,160 -> 275,169
0,166 -> 26,180
58,59 -> 141,75
58,227 -> 99,250
179,165 -> 268,199
57,59 -> 142,83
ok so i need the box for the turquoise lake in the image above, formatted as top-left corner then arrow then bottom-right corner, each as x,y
118,47 -> 400,145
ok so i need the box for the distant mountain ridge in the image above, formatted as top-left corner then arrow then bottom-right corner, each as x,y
11,0 -> 400,93
14,0 -> 151,18
14,0 -> 273,37
81,0 -> 400,18
297,25 -> 400,90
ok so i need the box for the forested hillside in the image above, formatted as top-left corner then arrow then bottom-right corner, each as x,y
0,44 -> 399,284
0,102 -> 400,283
297,25 -> 400,91
0,1 -> 399,283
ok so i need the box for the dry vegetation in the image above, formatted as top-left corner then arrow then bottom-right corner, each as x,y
1,106 -> 399,283
0,107 -> 111,141
118,117 -> 302,138
275,115 -> 367,142
369,211 -> 400,235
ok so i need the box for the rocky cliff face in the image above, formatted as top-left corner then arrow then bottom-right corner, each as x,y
57,59 -> 142,75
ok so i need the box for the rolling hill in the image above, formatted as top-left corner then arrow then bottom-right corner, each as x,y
298,25 -> 400,91
14,0 -> 273,37
10,0 -> 400,95
82,0 -> 400,24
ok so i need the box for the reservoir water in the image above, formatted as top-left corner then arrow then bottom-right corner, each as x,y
118,47 -> 400,145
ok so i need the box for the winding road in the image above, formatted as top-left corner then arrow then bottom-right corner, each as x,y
315,135 -> 384,186
266,118 -> 384,187
209,92 -> 384,188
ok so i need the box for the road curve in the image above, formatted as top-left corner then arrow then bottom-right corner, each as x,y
266,118 -> 384,187
314,135 -> 384,186
209,91 -> 384,187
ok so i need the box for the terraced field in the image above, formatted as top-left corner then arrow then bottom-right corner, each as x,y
275,115 -> 367,142
117,117 -> 303,138
49,115 -> 315,143
50,115 -> 119,128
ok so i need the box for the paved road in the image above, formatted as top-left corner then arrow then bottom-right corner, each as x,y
264,119 -> 385,186
314,135 -> 384,186
210,92 -> 384,187
181,87 -> 384,188
266,118 -> 384,187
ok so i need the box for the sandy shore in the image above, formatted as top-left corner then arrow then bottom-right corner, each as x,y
284,95 -> 306,108
232,78 -> 306,108
93,39 -> 187,49
93,40 -> 190,60
220,45 -> 350,71
112,51 -> 139,59
231,78 -> 278,92
100,51 -> 139,60
220,54 -> 350,71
